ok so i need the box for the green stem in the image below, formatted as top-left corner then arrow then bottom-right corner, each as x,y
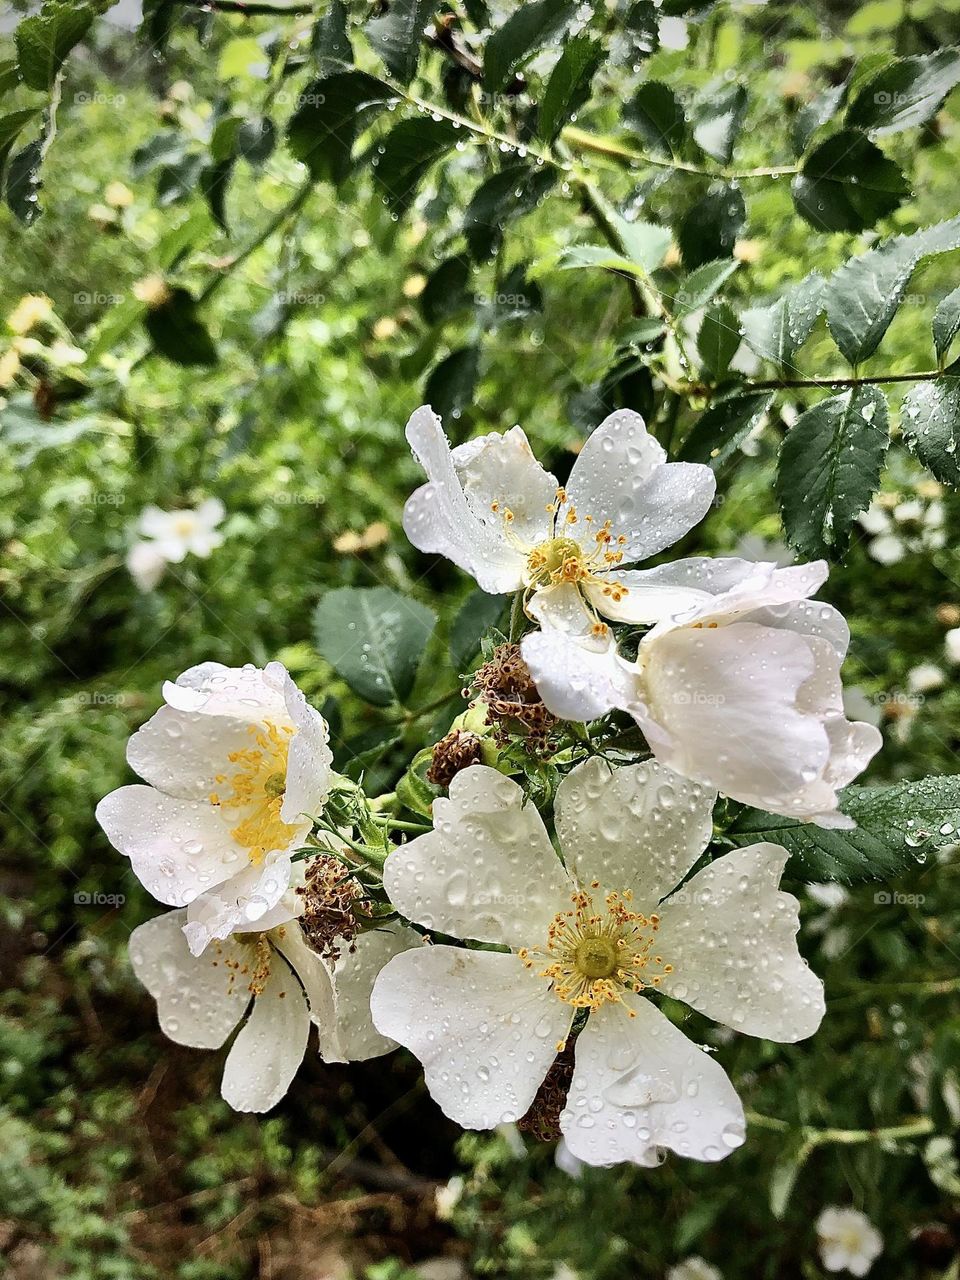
746,1112 -> 934,1146
509,589 -> 526,642
561,125 -> 800,181
198,176 -> 315,303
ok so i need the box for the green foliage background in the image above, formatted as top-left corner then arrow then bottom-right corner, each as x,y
2,1 -> 960,1277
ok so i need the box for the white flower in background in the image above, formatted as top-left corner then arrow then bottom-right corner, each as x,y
523,558 -> 881,827
402,404 -> 715,640
434,1175 -> 465,1220
816,1207 -> 883,1276
842,686 -> 881,730
97,662 -> 333,955
857,493 -> 945,565
907,663 -> 945,695
667,1258 -> 722,1280
371,759 -> 824,1168
130,904 -> 414,1112
127,498 -> 226,590
945,628 -> 960,664
554,1137 -> 584,1179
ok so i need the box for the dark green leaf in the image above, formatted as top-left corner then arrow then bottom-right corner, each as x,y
697,301 -> 740,378
287,70 -> 396,184
423,345 -> 480,422
5,140 -> 43,225
740,272 -> 825,370
450,589 -> 507,672
366,0 -> 435,85
464,163 -> 555,260
612,1 -> 659,65
725,776 -> 960,883
484,0 -> 578,93
132,132 -> 189,178
671,258 -> 739,315
485,264 -> 543,325
144,287 -> 217,366
846,47 -> 960,136
623,81 -> 686,156
156,152 -> 205,206
314,0 -> 353,69
15,1 -> 93,91
372,116 -> 459,214
824,214 -> 960,364
236,116 -> 276,165
791,81 -> 846,157
419,255 -> 472,324
679,390 -> 773,467
314,585 -> 437,706
538,33 -> 603,142
678,184 -> 745,270
900,377 -> 960,485
200,159 -> 233,230
0,109 -> 38,187
933,286 -> 960,365
0,60 -> 21,97
791,129 -> 909,233
776,386 -> 889,557
691,82 -> 747,164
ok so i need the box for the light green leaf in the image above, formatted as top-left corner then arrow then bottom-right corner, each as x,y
15,1 -> 93,91
671,258 -> 739,315
777,386 -> 889,557
900,377 -> 960,485
846,47 -> 960,135
314,586 -> 437,706
725,776 -> 960,883
697,300 -> 740,378
824,214 -> 960,364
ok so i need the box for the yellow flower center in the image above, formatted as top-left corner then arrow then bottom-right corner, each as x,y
519,884 -> 672,1048
208,721 -> 298,864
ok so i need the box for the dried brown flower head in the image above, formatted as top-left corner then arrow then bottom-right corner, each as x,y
296,852 -> 371,964
517,1041 -> 576,1143
471,643 -> 558,750
427,728 -> 485,787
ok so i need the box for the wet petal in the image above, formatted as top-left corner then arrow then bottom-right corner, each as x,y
182,852 -> 293,955
452,424 -> 556,547
321,923 -> 422,1063
221,948 -> 310,1112
521,626 -> 640,723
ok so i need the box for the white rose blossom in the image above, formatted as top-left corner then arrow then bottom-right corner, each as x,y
370,758 -> 824,1168
523,557 -> 881,827
401,404 -> 716,639
815,1206 -> 883,1276
130,900 -> 416,1112
97,662 -> 333,955
126,497 -> 226,590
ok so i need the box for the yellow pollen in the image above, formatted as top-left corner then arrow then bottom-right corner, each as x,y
208,721 -> 297,864
523,887 -> 671,1013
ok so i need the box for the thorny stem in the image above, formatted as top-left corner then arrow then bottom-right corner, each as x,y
671,369 -> 949,397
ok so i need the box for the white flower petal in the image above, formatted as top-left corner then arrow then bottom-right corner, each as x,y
638,621 -> 834,813
126,704 -> 260,799
270,921 -> 338,1032
583,556 -> 773,627
266,661 -> 334,822
321,924 -> 422,1062
743,598 -> 850,659
452,424 -> 556,547
221,948 -> 310,1112
554,756 -> 715,905
162,662 -> 288,721
127,541 -> 167,592
402,405 -> 528,593
521,627 -> 640,723
527,581 -> 597,639
370,946 -> 573,1129
656,843 -> 825,1041
565,410 -> 715,562
560,995 -> 745,1167
96,785 -> 240,907
645,560 -> 829,638
182,852 -> 293,955
384,766 -> 569,947
129,909 -> 250,1049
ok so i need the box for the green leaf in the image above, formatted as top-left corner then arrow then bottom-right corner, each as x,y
623,80 -> 686,156
287,70 -> 396,184
678,184 -> 745,270
15,1 -> 93,91
792,81 -> 846,157
366,0 -> 435,85
740,272 -> 825,370
6,140 -> 43,225
464,163 -> 555,261
776,386 -> 889,557
824,214 -> 960,364
314,585 -> 437,706
846,47 -> 960,136
423,345 -> 480,423
725,776 -> 960,883
679,390 -> 774,467
697,301 -> 740,379
556,219 -> 670,278
0,60 -> 21,97
450,590 -> 507,672
900,377 -> 960,485
314,0 -> 353,69
691,82 -> 747,164
372,116 -> 459,214
199,159 -> 233,231
538,33 -> 603,142
933,286 -> 960,365
0,109 -> 38,187
132,131 -> 189,178
791,129 -> 909,233
236,116 -> 276,165
613,1 -> 659,64
143,287 -> 217,366
484,0 -> 578,93
671,258 -> 739,315
419,255 -> 472,324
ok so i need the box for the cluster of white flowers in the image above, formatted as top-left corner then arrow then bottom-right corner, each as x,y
857,486 -> 945,565
126,498 -> 226,591
98,405 -> 881,1167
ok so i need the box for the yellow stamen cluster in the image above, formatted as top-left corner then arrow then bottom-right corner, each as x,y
209,721 -> 297,864
519,883 -> 672,1046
